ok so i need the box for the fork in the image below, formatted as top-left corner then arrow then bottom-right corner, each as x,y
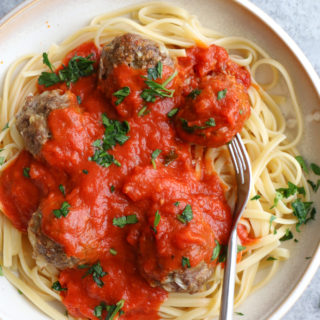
219,133 -> 252,320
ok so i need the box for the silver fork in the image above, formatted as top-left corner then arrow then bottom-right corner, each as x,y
219,133 -> 252,320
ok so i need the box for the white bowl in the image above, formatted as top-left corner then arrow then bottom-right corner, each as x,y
0,1 -> 319,319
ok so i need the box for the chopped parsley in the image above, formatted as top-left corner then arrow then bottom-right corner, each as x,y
291,199 -> 315,231
182,256 -> 191,268
188,89 -> 201,99
59,184 -> 66,196
294,239 -> 299,243
251,195 -> 261,200
271,182 -> 305,209
177,204 -> 193,224
83,169 -> 88,174
0,265 -> 3,276
138,106 -> 150,117
305,256 -> 312,260
110,185 -> 115,193
164,149 -> 178,166
280,229 -> 293,241
113,86 -> 130,106
23,167 -> 30,178
113,214 -> 138,228
266,256 -> 277,261
307,179 -> 320,192
310,163 -> 320,175
140,69 -> 178,102
80,261 -> 107,288
77,95 -> 82,104
269,215 -> 276,228
174,201 -> 180,207
1,122 -> 9,132
89,114 -> 130,168
151,149 -> 162,169
147,61 -> 163,80
218,245 -> 227,263
109,248 -> 117,256
180,117 -> 216,133
217,89 -> 227,100
167,108 -> 179,118
235,312 -> 244,316
211,240 -> 221,261
237,245 -> 246,252
295,156 -> 309,173
52,281 -> 67,291
0,157 -> 4,166
53,201 -> 71,218
18,289 -> 23,295
153,210 -> 161,230
38,52 -> 95,87
94,299 -> 125,320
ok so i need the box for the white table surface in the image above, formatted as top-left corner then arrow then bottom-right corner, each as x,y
0,0 -> 319,319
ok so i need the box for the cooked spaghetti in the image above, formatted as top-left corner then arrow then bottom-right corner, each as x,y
0,2 -> 313,320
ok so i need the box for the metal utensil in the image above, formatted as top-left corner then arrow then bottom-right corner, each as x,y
219,133 -> 252,320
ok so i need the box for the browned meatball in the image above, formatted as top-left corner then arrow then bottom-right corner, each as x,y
99,33 -> 173,80
160,261 -> 213,293
16,90 -> 74,156
28,211 -> 79,269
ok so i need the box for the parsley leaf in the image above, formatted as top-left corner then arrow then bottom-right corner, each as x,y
280,229 -> 293,241
269,215 -> 276,228
251,195 -> 261,200
151,149 -> 162,169
110,185 -> 115,193
52,281 -> 67,291
182,256 -> 191,268
154,210 -> 161,229
177,204 -> 193,224
23,167 -> 30,178
94,300 -> 125,320
211,240 -> 221,261
1,122 -> 9,132
113,87 -> 130,106
59,184 -> 66,196
109,248 -> 117,256
147,61 -> 163,80
307,180 -> 320,192
53,201 -> 71,218
295,156 -> 309,173
180,118 -> 216,133
89,114 -> 130,168
113,214 -> 138,228
77,95 -> 82,104
188,89 -> 201,99
310,163 -> 320,175
267,256 -> 277,261
138,106 -> 150,117
291,199 -> 315,231
83,169 -> 88,174
174,201 -> 180,207
167,108 -> 179,118
0,265 -> 3,276
237,245 -> 246,252
81,261 -> 107,288
217,89 -> 227,100
0,157 -> 4,166
205,118 -> 216,127
235,312 -> 244,316
141,70 -> 177,102
38,53 -> 95,87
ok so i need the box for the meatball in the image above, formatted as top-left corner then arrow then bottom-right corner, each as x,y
16,90 -> 74,156
99,33 -> 173,80
28,210 -> 79,269
161,261 -> 213,293
175,74 -> 251,147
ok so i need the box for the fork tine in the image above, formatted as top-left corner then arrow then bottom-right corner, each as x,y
232,140 -> 244,184
233,135 -> 246,171
228,142 -> 240,174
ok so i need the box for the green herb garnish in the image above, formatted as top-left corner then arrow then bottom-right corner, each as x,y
310,163 -> 320,175
109,248 -> 117,256
81,261 -> 107,288
94,300 -> 125,320
1,122 -> 9,132
113,87 -> 130,106
295,156 -> 309,173
182,256 -> 191,268
251,195 -> 261,200
280,229 -> 293,241
52,281 -> 67,291
83,169 -> 88,174
138,106 -> 150,117
211,240 -> 221,261
77,95 -> 82,104
113,214 -> 138,228
177,204 -> 193,224
23,167 -> 30,178
188,89 -> 201,99
167,108 -> 179,118
151,149 -> 162,169
59,184 -> 66,196
53,201 -> 71,218
217,89 -> 227,100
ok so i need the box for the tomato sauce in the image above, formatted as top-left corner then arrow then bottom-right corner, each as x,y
0,41 -> 251,320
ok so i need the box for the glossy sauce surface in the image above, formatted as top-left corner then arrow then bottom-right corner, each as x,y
0,41 -> 251,319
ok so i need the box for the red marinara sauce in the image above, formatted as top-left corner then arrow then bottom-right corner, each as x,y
0,41 -> 251,320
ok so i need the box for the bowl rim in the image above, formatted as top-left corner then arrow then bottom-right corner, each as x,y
0,0 -> 319,319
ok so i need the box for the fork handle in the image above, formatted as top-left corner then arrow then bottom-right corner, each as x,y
219,228 -> 238,320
